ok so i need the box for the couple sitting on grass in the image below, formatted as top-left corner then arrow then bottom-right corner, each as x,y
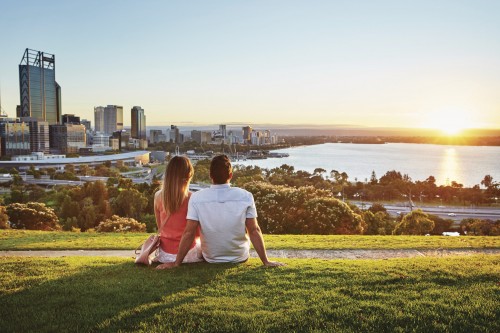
154,154 -> 284,269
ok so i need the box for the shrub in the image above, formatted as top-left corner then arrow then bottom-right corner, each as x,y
363,210 -> 396,235
243,181 -> 364,234
6,202 -> 60,231
96,215 -> 146,232
460,218 -> 500,236
393,209 -> 434,235
305,197 -> 365,234
0,206 -> 9,229
141,213 -> 157,233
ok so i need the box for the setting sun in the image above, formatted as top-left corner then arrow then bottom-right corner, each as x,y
428,108 -> 472,135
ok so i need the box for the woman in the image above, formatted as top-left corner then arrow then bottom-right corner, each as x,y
154,156 -> 202,267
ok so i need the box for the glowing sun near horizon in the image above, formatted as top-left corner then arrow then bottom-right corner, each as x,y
428,108 -> 471,135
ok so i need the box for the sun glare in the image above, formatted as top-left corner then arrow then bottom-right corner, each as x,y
430,108 -> 470,136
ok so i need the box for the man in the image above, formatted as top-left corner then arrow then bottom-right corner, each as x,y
157,154 -> 283,268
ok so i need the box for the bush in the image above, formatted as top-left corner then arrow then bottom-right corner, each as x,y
363,210 -> 396,235
393,209 -> 434,235
460,218 -> 500,236
141,213 -> 157,233
243,182 -> 365,234
96,215 -> 146,232
6,202 -> 60,231
0,206 -> 9,229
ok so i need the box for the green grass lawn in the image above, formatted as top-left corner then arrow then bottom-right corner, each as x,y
0,255 -> 498,332
1,230 -> 499,251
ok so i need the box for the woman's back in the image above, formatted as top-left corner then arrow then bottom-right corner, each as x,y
154,190 -> 196,254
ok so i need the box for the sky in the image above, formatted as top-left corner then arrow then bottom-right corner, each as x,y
1,0 -> 499,129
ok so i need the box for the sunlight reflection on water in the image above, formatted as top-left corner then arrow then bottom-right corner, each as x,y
439,148 -> 458,186
235,143 -> 500,187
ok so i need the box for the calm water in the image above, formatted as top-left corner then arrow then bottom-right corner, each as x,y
235,143 -> 500,187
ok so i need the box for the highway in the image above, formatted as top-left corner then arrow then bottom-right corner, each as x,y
353,201 -> 500,221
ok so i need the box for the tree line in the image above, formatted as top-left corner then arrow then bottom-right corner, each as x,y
0,161 -> 499,235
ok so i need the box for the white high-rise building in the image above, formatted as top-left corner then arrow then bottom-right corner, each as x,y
94,106 -> 105,133
94,105 -> 123,135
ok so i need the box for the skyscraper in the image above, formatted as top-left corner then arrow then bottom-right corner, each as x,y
18,49 -> 61,124
242,126 -> 252,144
104,105 -> 123,135
94,106 -> 105,132
131,106 -> 146,139
94,105 -> 123,134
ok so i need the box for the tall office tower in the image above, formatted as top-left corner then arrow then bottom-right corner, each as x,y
242,126 -> 252,144
49,124 -> 86,154
131,106 -> 146,139
18,49 -> 61,124
21,117 -> 49,153
103,105 -> 123,135
219,124 -> 227,138
170,125 -> 180,144
62,114 -> 81,125
0,118 -> 30,156
94,106 -> 105,132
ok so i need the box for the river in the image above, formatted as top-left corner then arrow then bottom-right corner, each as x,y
234,143 -> 500,187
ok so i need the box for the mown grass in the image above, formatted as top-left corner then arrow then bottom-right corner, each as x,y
0,230 -> 499,251
0,255 -> 498,333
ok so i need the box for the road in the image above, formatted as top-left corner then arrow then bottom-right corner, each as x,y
353,201 -> 500,221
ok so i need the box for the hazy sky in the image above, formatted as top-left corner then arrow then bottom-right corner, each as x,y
1,0 -> 499,128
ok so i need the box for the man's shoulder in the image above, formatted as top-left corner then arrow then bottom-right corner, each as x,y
228,186 -> 253,196
226,186 -> 254,202
190,188 -> 211,201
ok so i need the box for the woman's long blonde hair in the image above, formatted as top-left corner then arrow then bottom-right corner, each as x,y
162,156 -> 194,215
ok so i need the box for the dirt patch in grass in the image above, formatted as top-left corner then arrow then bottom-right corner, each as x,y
1,248 -> 499,260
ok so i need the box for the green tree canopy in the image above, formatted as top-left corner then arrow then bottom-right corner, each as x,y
393,209 -> 434,235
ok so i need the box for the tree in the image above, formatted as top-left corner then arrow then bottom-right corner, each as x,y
58,195 -> 80,221
363,210 -> 395,235
368,203 -> 387,214
370,170 -> 378,185
77,198 -> 98,231
65,164 -> 76,174
393,209 -> 434,235
6,202 -> 60,230
112,188 -> 148,221
0,206 -> 9,229
305,197 -> 365,234
460,218 -> 500,236
243,181 -> 364,235
428,214 -> 454,235
313,168 -> 326,177
481,175 -> 493,188
379,170 -> 403,185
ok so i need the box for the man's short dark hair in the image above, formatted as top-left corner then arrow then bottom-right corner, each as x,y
210,154 -> 232,184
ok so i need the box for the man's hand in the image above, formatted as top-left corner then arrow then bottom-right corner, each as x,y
156,262 -> 179,270
263,261 -> 285,267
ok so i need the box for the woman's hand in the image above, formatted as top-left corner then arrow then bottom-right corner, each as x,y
156,262 -> 179,270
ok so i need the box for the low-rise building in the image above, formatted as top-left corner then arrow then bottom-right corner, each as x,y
49,124 -> 86,154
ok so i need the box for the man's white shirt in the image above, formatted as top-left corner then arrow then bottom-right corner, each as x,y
187,184 -> 257,263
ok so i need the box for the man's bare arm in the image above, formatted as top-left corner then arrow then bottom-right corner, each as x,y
156,219 -> 199,270
245,218 -> 284,267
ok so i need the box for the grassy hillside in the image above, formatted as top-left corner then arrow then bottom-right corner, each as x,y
0,230 -> 499,251
1,256 -> 498,332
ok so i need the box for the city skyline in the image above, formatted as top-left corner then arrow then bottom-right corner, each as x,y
1,1 -> 499,131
